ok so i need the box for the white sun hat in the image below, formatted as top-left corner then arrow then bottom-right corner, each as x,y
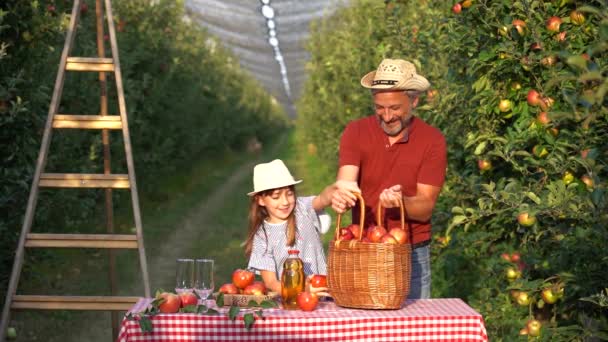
247,159 -> 302,196
360,58 -> 430,91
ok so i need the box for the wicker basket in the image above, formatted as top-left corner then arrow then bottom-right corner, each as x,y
327,193 -> 411,309
214,292 -> 280,307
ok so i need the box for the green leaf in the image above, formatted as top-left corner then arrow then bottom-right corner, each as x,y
244,313 -> 256,330
450,215 -> 467,227
139,316 -> 153,333
247,300 -> 260,307
228,306 -> 240,321
566,55 -> 588,71
254,310 -> 265,319
216,293 -> 224,307
451,206 -> 464,215
526,192 -> 542,204
260,300 -> 278,308
180,305 -> 198,313
474,141 -> 487,155
196,305 -> 209,313
205,308 -> 220,315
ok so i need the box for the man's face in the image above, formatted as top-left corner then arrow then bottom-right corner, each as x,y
373,91 -> 416,137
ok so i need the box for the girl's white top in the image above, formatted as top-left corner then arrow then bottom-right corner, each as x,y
247,196 -> 328,277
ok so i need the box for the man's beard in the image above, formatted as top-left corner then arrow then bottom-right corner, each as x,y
379,114 -> 412,137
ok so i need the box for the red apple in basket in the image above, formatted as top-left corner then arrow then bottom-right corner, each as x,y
243,283 -> 265,296
367,225 -> 387,243
338,227 -> 354,241
347,224 -> 364,239
179,291 -> 198,307
296,292 -> 319,311
158,292 -> 181,313
380,234 -> 398,244
388,227 -> 407,244
310,274 -> 327,288
219,283 -> 239,295
232,269 -> 255,289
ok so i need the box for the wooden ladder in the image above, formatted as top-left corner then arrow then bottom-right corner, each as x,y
0,0 -> 150,340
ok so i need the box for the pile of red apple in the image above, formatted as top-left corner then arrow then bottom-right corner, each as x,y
218,269 -> 268,296
156,290 -> 198,313
336,223 -> 408,245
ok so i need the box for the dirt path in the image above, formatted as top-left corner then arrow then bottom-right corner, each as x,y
67,146 -> 279,342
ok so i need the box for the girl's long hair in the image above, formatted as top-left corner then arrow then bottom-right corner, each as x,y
244,186 -> 297,258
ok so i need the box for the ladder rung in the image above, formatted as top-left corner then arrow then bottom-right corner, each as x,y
11,295 -> 140,311
65,57 -> 114,72
53,115 -> 123,129
39,173 -> 130,188
25,233 -> 139,249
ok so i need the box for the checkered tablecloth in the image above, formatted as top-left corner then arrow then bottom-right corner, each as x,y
117,298 -> 488,342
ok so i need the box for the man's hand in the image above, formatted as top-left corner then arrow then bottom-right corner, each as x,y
331,180 -> 360,213
379,184 -> 403,208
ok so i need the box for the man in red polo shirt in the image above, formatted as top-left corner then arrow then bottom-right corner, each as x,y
331,58 -> 447,299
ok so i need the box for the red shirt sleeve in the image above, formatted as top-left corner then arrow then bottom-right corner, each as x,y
339,121 -> 361,167
417,131 -> 447,187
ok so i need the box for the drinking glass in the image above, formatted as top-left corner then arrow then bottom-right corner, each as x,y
175,258 -> 195,295
195,259 -> 215,306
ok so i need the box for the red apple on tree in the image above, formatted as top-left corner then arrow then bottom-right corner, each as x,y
296,292 -> 319,311
517,212 -> 537,226
157,292 -> 181,313
80,3 -> 88,14
546,16 -> 562,32
530,42 -> 542,51
541,288 -> 558,304
232,269 -> 255,289
527,319 -> 542,337
498,99 -> 512,112
505,267 -> 521,281
477,159 -> 492,171
570,10 -> 585,25
536,112 -> 550,125
500,253 -> 511,262
581,175 -> 594,189
516,291 -> 531,306
219,283 -> 239,294
510,252 -> 521,263
512,19 -> 527,35
451,3 -> 462,14
527,89 -> 541,107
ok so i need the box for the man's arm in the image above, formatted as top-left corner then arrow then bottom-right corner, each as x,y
379,183 -> 442,222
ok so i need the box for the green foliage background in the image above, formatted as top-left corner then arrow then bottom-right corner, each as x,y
297,0 -> 607,340
0,0 -> 287,305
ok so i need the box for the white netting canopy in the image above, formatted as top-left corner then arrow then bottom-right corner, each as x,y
184,0 -> 347,117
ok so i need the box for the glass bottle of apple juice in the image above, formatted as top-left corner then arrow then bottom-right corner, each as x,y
281,250 -> 304,309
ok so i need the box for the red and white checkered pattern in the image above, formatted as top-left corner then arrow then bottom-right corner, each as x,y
117,298 -> 488,342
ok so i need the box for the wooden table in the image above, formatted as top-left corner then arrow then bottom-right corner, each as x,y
117,297 -> 488,341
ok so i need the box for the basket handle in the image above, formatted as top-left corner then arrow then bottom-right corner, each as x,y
334,192 -> 365,245
376,196 -> 409,244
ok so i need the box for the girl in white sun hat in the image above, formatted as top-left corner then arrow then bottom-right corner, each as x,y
244,159 -> 358,295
